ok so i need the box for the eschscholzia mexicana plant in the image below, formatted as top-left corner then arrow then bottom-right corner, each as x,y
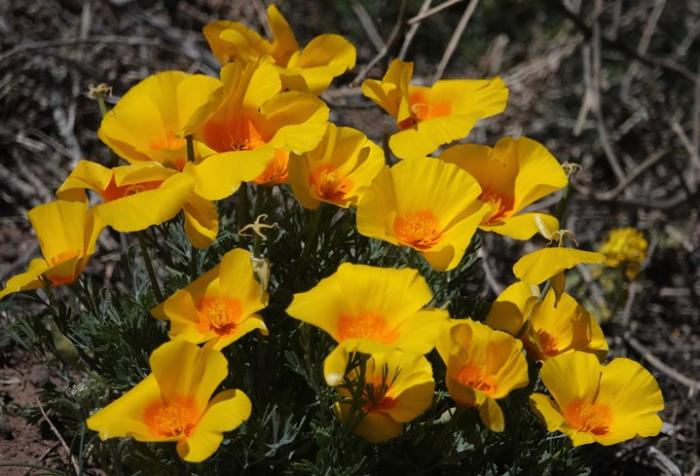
288,123 -> 384,209
521,290 -> 608,360
361,59 -> 508,159
56,160 -> 205,239
286,263 -> 449,386
0,200 -> 102,299
599,227 -> 648,279
484,281 -> 539,336
439,137 -> 568,239
151,248 -> 268,350
183,59 -> 329,189
204,4 -> 356,95
356,157 -> 490,271
335,351 -> 434,443
438,319 -> 529,432
98,70 -> 221,170
86,340 -> 252,462
530,351 -> 663,446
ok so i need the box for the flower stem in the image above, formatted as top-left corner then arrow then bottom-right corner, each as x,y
300,206 -> 322,262
237,183 -> 250,232
186,134 -> 195,163
136,232 -> 164,303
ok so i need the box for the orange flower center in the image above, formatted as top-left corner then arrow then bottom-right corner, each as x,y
255,150 -> 289,185
48,249 -> 79,267
393,210 -> 443,250
455,363 -> 498,396
100,177 -> 164,202
151,134 -> 186,151
309,164 -> 353,204
144,396 -> 199,439
337,311 -> 399,344
564,400 -> 613,436
480,188 -> 514,225
536,329 -> 560,356
398,91 -> 452,129
197,297 -> 244,336
204,118 -> 267,153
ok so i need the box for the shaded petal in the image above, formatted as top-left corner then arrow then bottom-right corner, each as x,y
0,258 -> 49,299
481,212 -> 559,240
530,393 -> 565,432
485,281 -> 538,336
267,4 -> 299,64
183,194 -> 219,249
478,397 -> 505,432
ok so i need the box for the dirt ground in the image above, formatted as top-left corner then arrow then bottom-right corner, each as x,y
1,0 -> 699,474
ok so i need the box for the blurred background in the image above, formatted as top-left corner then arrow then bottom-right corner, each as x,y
0,0 -> 698,474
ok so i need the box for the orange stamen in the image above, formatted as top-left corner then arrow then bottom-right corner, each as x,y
393,209 -> 442,250
536,329 -> 560,356
455,363 -> 498,396
309,164 -> 353,204
337,311 -> 398,344
255,150 -> 289,185
564,400 -> 613,436
480,188 -> 514,225
197,297 -> 244,336
100,176 -> 164,202
151,134 -> 186,152
144,396 -> 200,439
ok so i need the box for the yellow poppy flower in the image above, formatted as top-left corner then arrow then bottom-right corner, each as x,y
288,123 -> 384,209
335,351 -> 434,443
286,263 -> 449,386
151,248 -> 268,350
530,351 -> 663,446
86,340 -> 251,462
356,157 -> 490,271
361,59 -> 508,159
439,137 -> 567,239
484,281 -> 539,336
98,70 -> 221,170
56,160 -> 197,234
512,247 -> 605,285
204,4 -> 356,95
0,200 -> 102,299
183,59 -> 329,190
521,290 -> 608,360
599,227 -> 648,279
438,319 -> 529,432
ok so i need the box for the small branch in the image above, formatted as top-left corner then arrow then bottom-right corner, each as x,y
433,0 -> 479,82
398,0 -> 432,59
407,0 -> 464,25
351,2 -> 385,53
36,398 -> 80,474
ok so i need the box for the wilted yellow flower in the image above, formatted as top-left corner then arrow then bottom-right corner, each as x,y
356,157 -> 490,271
439,137 -> 567,239
599,227 -> 648,279
56,161 -> 209,242
288,123 -> 384,209
484,281 -> 539,336
86,340 -> 251,462
530,351 -> 663,446
183,60 -> 329,189
286,263 -> 449,386
204,4 -> 356,95
512,247 -> 605,285
0,200 -> 102,299
151,248 -> 267,350
521,290 -> 608,360
361,59 -> 507,159
335,351 -> 434,443
99,70 -> 221,170
437,319 -> 529,432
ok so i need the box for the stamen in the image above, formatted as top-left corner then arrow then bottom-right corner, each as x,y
309,164 -> 352,203
197,297 -> 243,336
337,311 -> 398,344
564,400 -> 613,436
393,209 -> 442,250
455,363 -> 498,395
144,396 -> 199,438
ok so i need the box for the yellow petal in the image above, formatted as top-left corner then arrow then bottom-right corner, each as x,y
323,340 -> 393,386
513,248 -> 605,285
478,397 -> 505,432
260,91 -> 329,153
539,351 -> 601,409
281,34 -> 356,94
28,200 -> 90,262
389,114 -> 480,160
485,281 -> 538,335
210,315 -> 268,350
267,4 -> 299,65
0,258 -> 49,299
183,194 -> 219,249
510,137 -> 568,211
86,375 -> 163,441
203,20 -> 270,64
361,59 -> 413,120
95,173 -> 194,232
480,212 -> 560,240
431,77 -> 508,118
56,160 -> 113,201
529,393 -> 565,432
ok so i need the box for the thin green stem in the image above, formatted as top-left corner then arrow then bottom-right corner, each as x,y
186,134 -> 195,163
300,206 -> 322,262
237,183 -> 250,233
555,182 -> 571,223
136,232 -> 164,303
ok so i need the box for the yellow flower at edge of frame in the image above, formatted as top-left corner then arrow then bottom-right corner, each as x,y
183,59 -> 329,190
204,4 -> 356,95
521,289 -> 608,361
512,247 -> 605,285
288,123 -> 385,209
361,59 -> 508,159
356,157 -> 491,271
0,200 -> 103,299
98,70 -> 221,170
86,340 -> 251,462
285,263 -> 449,386
530,350 -> 663,446
439,136 -> 567,240
58,160 -> 218,248
437,319 -> 529,432
335,351 -> 435,443
151,248 -> 268,350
